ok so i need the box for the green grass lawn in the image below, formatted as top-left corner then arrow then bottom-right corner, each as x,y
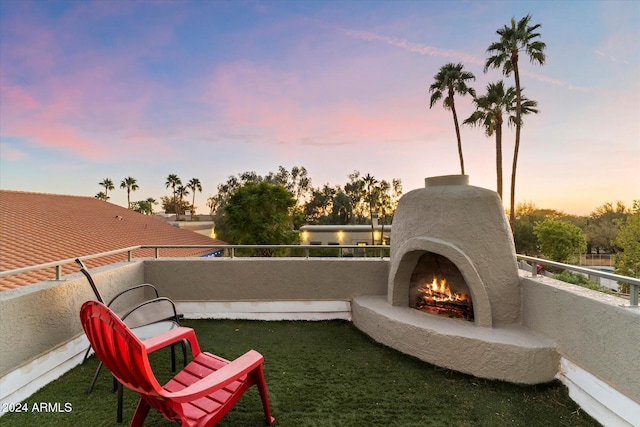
2,320 -> 599,426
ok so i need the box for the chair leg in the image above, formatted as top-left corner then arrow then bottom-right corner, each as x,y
171,343 -> 176,372
117,382 -> 124,424
130,398 -> 151,427
82,346 -> 92,364
87,361 -> 104,394
181,340 -> 188,367
254,365 -> 275,426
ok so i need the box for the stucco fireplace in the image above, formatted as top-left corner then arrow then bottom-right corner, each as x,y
352,175 -> 558,384
388,174 -> 521,327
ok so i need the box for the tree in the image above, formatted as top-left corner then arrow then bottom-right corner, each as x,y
485,14 -> 546,230
464,81 -> 538,199
533,219 -> 586,264
304,184 -> 338,224
265,166 -> 312,207
343,171 -> 367,223
95,192 -> 108,201
332,191 -> 352,225
362,173 -> 379,245
264,166 -> 311,229
377,178 -> 402,244
165,174 -> 182,218
613,201 -> 640,293
131,198 -> 157,215
585,201 -> 629,254
160,196 -> 192,215
223,182 -> 299,256
186,178 -> 202,219
176,185 -> 190,218
119,177 -> 139,209
208,175 -> 241,216
513,202 -> 563,255
428,62 -> 476,174
99,178 -> 114,200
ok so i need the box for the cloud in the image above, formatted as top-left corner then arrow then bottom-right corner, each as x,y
203,60 -> 438,149
342,28 -> 484,66
594,49 -> 618,63
0,143 -> 28,161
0,3 -> 185,163
340,27 -> 608,95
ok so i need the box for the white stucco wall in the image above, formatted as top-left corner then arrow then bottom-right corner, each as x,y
0,261 -> 144,374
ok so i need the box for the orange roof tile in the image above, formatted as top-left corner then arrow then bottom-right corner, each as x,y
0,190 -> 226,291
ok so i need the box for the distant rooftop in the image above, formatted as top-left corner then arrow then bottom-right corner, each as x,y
0,190 -> 226,291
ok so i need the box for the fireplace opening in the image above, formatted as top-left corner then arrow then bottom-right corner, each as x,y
409,252 -> 474,321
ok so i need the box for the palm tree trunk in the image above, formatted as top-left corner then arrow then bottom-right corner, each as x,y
369,199 -> 375,246
496,124 -> 503,199
495,114 -> 504,199
450,98 -> 465,175
173,187 -> 179,220
510,61 -> 522,231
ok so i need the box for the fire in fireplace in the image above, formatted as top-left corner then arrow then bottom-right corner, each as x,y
414,276 -> 474,321
410,252 -> 474,321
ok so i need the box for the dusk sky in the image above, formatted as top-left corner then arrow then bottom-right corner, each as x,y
1,0 -> 638,216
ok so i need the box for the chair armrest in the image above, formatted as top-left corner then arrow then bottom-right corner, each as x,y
107,284 -> 160,307
142,327 -> 201,356
121,297 -> 180,325
163,350 -> 264,402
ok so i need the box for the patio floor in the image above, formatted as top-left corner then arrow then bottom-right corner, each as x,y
3,319 -> 599,426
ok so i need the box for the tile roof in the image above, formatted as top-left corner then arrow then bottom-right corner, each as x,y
0,190 -> 226,291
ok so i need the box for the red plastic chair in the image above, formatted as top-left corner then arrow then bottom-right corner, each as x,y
80,300 -> 275,427
76,258 -> 187,423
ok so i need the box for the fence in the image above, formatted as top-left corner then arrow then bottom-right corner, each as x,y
580,253 -> 614,267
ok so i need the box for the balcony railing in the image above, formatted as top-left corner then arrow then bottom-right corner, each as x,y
517,254 -> 639,306
0,245 -> 389,280
1,246 -> 638,306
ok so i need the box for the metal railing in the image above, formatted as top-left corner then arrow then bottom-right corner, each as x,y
0,246 -> 140,280
143,244 -> 390,259
0,244 -> 389,281
1,246 -> 637,307
517,255 -> 639,307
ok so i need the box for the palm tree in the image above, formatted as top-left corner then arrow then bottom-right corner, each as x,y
165,174 -> 182,218
95,192 -> 108,201
120,177 -> 139,209
362,173 -> 379,245
484,14 -> 546,229
464,81 -> 538,199
428,63 -> 476,175
176,185 -> 190,219
136,197 -> 157,215
99,178 -> 114,200
186,178 -> 202,219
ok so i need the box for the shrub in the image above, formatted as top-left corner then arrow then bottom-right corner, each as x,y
553,270 -> 612,294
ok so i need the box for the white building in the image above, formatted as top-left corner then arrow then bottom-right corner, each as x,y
300,224 -> 392,246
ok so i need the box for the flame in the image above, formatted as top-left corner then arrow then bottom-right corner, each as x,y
420,276 -> 468,302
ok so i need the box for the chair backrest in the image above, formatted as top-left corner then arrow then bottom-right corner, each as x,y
80,300 -> 161,395
75,258 -> 105,303
75,259 -> 178,328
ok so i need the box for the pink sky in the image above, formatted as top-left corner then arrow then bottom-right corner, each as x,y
1,1 -> 638,215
